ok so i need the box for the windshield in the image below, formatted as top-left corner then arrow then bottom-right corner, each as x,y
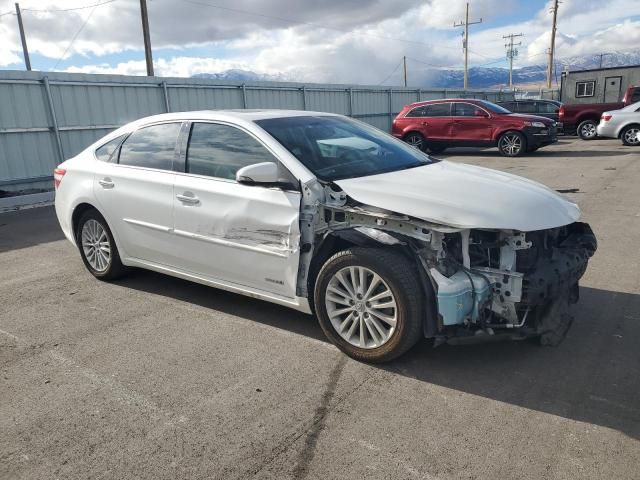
476,100 -> 512,114
255,115 -> 432,181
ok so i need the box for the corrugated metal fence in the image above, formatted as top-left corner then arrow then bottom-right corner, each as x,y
0,70 -> 515,192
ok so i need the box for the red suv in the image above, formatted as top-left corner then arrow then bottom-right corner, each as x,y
392,99 -> 557,156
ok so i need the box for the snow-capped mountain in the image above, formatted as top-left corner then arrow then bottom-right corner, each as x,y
192,52 -> 640,88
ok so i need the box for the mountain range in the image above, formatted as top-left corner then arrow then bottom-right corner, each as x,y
193,51 -> 640,89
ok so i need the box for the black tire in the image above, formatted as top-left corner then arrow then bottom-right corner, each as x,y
426,144 -> 447,154
620,124 -> 640,146
75,209 -> 126,281
577,119 -> 598,140
403,132 -> 425,151
498,131 -> 526,157
314,247 -> 424,363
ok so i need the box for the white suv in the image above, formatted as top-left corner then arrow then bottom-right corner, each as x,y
54,110 -> 596,362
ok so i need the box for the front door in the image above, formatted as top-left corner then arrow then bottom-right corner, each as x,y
450,102 -> 492,142
93,122 -> 182,265
172,121 -> 301,298
604,76 -> 622,103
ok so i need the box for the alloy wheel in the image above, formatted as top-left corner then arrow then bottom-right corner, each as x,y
81,219 -> 111,272
325,266 -> 397,349
580,122 -> 597,139
405,134 -> 423,149
500,133 -> 522,156
623,127 -> 640,145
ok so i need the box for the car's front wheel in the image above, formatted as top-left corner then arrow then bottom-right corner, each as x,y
76,209 -> 126,280
621,125 -> 640,146
498,131 -> 526,157
577,119 -> 598,140
314,248 -> 424,363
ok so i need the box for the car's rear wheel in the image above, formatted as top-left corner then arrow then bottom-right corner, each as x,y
621,125 -> 640,146
498,131 -> 526,157
314,248 -> 423,363
577,119 -> 598,140
403,132 -> 425,151
76,209 -> 126,280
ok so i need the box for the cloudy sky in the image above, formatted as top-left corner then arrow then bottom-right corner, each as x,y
0,0 -> 639,85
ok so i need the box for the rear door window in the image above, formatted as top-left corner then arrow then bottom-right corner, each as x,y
536,102 -> 558,113
424,103 -> 451,117
118,123 -> 182,170
452,103 -> 478,116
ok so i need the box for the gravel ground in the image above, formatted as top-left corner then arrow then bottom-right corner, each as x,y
1,137 -> 639,479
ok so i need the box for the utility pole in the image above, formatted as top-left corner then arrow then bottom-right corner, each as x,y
139,0 -> 154,76
454,3 -> 482,90
14,3 -> 31,71
546,0 -> 559,89
403,55 -> 407,87
598,53 -> 610,69
503,33 -> 523,88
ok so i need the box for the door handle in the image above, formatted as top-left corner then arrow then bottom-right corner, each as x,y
98,178 -> 114,188
176,193 -> 200,205
421,121 -> 429,126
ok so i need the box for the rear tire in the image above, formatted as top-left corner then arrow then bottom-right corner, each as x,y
314,248 -> 424,363
76,209 -> 126,281
403,132 -> 425,151
498,131 -> 526,157
620,125 -> 640,146
577,119 -> 598,140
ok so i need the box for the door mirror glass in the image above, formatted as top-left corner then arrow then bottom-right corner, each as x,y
236,162 -> 279,185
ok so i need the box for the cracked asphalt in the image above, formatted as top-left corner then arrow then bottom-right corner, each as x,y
1,137 -> 639,479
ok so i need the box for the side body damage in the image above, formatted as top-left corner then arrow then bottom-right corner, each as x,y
298,181 -> 597,344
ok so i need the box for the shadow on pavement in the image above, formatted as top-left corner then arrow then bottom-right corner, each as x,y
118,269 -> 640,441
0,206 -> 65,254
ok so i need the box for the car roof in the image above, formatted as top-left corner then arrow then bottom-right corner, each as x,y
406,98 -> 487,108
128,109 -> 338,125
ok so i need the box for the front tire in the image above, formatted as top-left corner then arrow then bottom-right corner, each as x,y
76,209 -> 126,280
577,119 -> 598,140
498,131 -> 526,157
314,248 -> 424,363
621,125 -> 640,146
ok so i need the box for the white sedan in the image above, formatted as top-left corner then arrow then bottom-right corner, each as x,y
596,101 -> 640,146
54,110 -> 596,362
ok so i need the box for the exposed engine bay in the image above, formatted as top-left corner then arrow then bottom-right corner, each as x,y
301,183 -> 597,345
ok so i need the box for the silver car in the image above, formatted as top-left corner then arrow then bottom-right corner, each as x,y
596,101 -> 640,146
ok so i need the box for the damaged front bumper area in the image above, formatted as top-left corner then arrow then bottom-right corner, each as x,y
428,222 -> 597,344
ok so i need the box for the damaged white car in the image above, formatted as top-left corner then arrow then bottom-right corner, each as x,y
54,110 -> 597,363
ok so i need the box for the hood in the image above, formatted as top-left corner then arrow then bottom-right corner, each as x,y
334,161 -> 580,231
506,113 -> 554,124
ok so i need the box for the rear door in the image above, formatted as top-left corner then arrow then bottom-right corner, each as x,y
172,121 -> 302,298
420,102 -> 453,140
93,122 -> 182,265
450,102 -> 492,142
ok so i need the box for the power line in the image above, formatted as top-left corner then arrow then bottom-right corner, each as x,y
376,59 -> 403,86
52,3 -> 99,70
22,1 -> 116,13
0,10 -> 14,17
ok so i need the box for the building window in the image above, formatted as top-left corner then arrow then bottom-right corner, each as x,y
576,81 -> 595,98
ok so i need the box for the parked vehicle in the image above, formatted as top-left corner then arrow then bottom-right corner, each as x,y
392,99 -> 557,157
497,99 -> 562,125
559,85 -> 640,139
596,101 -> 640,146
54,110 -> 596,363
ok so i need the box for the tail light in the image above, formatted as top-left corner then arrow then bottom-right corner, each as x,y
53,168 -> 66,189
601,114 -> 612,122
558,106 -> 564,119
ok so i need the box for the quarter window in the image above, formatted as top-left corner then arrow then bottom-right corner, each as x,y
186,123 -> 278,180
118,123 -> 181,170
95,135 -> 126,162
576,81 -> 595,98
424,103 -> 451,117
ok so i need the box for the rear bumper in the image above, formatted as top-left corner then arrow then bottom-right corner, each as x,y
596,123 -> 616,138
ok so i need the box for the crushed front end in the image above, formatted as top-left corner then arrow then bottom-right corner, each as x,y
426,223 -> 597,344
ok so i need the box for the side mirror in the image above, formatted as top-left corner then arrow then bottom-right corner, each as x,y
474,109 -> 489,117
236,162 -> 279,185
